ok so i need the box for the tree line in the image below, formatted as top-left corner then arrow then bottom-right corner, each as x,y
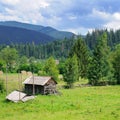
0,29 -> 119,60
64,32 -> 120,87
85,29 -> 120,49
0,29 -> 120,90
0,38 -> 75,60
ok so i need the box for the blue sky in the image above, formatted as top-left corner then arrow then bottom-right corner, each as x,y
0,0 -> 120,35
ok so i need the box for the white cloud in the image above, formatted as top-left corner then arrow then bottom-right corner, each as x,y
113,12 -> 120,20
1,0 -> 49,8
91,9 -> 111,20
37,1 -> 50,8
5,8 -> 15,14
103,12 -> 120,30
47,15 -> 62,25
67,9 -> 120,34
0,13 -> 21,22
0,0 -> 51,24
1,0 -> 20,5
105,21 -> 120,30
68,15 -> 77,20
64,27 -> 93,35
0,0 -> 120,34
90,9 -> 120,30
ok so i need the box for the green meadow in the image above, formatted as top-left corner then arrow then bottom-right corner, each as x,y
0,74 -> 120,120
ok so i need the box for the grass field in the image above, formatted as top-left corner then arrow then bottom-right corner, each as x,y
0,74 -> 120,120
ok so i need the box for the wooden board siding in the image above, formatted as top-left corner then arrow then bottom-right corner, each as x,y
24,77 -> 57,95
25,84 -> 44,95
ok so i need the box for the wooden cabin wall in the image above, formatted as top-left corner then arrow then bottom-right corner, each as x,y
24,84 -> 44,95
24,79 -> 57,95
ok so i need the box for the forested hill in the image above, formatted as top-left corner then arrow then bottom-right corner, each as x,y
0,22 -> 120,59
0,25 -> 55,44
0,21 -> 75,41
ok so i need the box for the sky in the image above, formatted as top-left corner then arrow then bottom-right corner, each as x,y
0,0 -> 120,35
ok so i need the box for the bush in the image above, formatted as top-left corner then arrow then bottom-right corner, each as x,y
38,70 -> 47,76
89,79 -> 117,86
0,79 -> 5,93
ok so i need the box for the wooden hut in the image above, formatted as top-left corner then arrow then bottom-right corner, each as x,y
23,76 -> 57,95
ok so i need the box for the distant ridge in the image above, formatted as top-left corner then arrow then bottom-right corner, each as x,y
0,25 -> 55,44
0,21 -> 75,41
0,21 -> 44,31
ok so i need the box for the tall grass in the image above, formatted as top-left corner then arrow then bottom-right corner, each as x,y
0,85 -> 120,120
0,73 -> 29,93
0,74 -> 120,120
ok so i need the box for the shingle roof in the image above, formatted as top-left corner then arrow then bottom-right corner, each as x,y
6,90 -> 27,102
23,76 -> 55,86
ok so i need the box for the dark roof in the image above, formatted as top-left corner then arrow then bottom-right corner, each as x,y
23,76 -> 57,86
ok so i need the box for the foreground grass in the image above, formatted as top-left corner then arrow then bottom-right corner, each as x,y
0,85 -> 120,120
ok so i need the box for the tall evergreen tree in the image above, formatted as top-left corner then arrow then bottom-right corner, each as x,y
111,44 -> 120,84
70,37 -> 89,78
87,32 -> 113,85
63,55 -> 79,88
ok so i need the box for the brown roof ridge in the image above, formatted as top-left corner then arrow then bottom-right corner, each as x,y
23,76 -> 53,85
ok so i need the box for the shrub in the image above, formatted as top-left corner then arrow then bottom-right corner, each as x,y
0,79 -> 5,93
38,70 -> 47,76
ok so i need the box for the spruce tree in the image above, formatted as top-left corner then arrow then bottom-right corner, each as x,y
112,44 -> 120,84
87,32 -> 113,85
63,55 -> 79,88
70,37 -> 89,78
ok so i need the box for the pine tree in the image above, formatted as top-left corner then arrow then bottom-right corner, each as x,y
63,55 -> 79,88
112,44 -> 120,84
70,37 -> 89,78
87,32 -> 113,85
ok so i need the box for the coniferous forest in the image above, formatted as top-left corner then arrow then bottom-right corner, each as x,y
0,29 -> 119,59
0,29 -> 120,87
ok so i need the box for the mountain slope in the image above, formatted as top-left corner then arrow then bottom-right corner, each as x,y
0,21 -> 75,40
39,26 -> 74,39
0,25 -> 55,44
0,21 -> 44,31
